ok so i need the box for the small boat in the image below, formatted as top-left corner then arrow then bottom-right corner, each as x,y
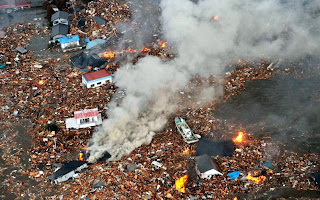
175,117 -> 200,144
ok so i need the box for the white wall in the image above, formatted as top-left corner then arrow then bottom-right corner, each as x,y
61,41 -> 80,49
85,77 -> 112,88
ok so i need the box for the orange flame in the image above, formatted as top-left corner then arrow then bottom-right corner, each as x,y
38,80 -> 45,85
233,131 -> 244,143
79,152 -> 84,161
158,41 -> 168,48
182,147 -> 190,154
142,47 -> 150,52
102,51 -> 115,59
125,48 -> 137,53
246,173 -> 266,184
212,15 -> 219,21
175,175 -> 188,193
233,197 -> 238,200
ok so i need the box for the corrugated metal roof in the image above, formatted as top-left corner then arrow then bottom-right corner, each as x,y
83,69 -> 111,82
59,35 -> 79,44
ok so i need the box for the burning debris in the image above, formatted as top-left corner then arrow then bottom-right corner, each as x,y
175,175 -> 188,193
246,172 -> 267,184
233,131 -> 244,143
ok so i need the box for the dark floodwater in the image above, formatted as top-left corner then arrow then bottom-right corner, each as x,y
214,75 -> 320,153
0,8 -> 46,29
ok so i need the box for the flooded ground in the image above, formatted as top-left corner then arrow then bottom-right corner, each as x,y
0,8 -> 46,29
214,75 -> 320,154
0,120 -> 37,199
27,36 -> 66,60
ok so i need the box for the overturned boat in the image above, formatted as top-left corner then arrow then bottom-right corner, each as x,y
175,117 -> 200,144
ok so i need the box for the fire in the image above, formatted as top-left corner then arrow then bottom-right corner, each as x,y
246,173 -> 266,184
102,51 -> 115,59
233,197 -> 238,200
79,152 -> 84,161
142,47 -> 150,52
233,131 -> 244,143
175,175 -> 188,193
125,48 -> 137,53
38,80 -> 45,85
79,145 -> 87,161
212,15 -> 219,21
182,147 -> 190,154
158,41 -> 168,48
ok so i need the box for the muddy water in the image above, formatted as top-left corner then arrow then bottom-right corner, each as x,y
214,75 -> 320,154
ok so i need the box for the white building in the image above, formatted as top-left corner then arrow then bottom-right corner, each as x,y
82,69 -> 112,88
66,108 -> 102,129
59,34 -> 81,52
195,154 -> 222,179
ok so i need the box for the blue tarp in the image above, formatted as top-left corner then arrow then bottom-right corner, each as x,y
0,64 -> 5,69
228,171 -> 241,180
86,39 -> 107,49
262,161 -> 274,169
59,35 -> 80,44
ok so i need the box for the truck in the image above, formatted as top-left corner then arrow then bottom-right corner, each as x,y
175,117 -> 200,144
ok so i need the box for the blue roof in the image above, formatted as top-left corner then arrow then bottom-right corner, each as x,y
86,39 -> 107,49
59,35 -> 80,44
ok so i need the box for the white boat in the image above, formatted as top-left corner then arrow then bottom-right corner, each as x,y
175,117 -> 200,144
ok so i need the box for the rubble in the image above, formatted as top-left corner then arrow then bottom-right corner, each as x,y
0,0 -> 319,199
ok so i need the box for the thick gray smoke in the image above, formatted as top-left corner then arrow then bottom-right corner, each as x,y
87,0 -> 320,162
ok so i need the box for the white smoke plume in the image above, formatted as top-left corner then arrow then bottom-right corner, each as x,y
87,0 -> 320,162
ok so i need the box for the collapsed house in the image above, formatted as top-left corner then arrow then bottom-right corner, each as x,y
82,68 -> 112,88
65,108 -> 102,129
195,154 -> 222,179
70,52 -> 105,71
49,161 -> 87,184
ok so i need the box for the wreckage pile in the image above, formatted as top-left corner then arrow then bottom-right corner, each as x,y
0,0 -> 319,199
